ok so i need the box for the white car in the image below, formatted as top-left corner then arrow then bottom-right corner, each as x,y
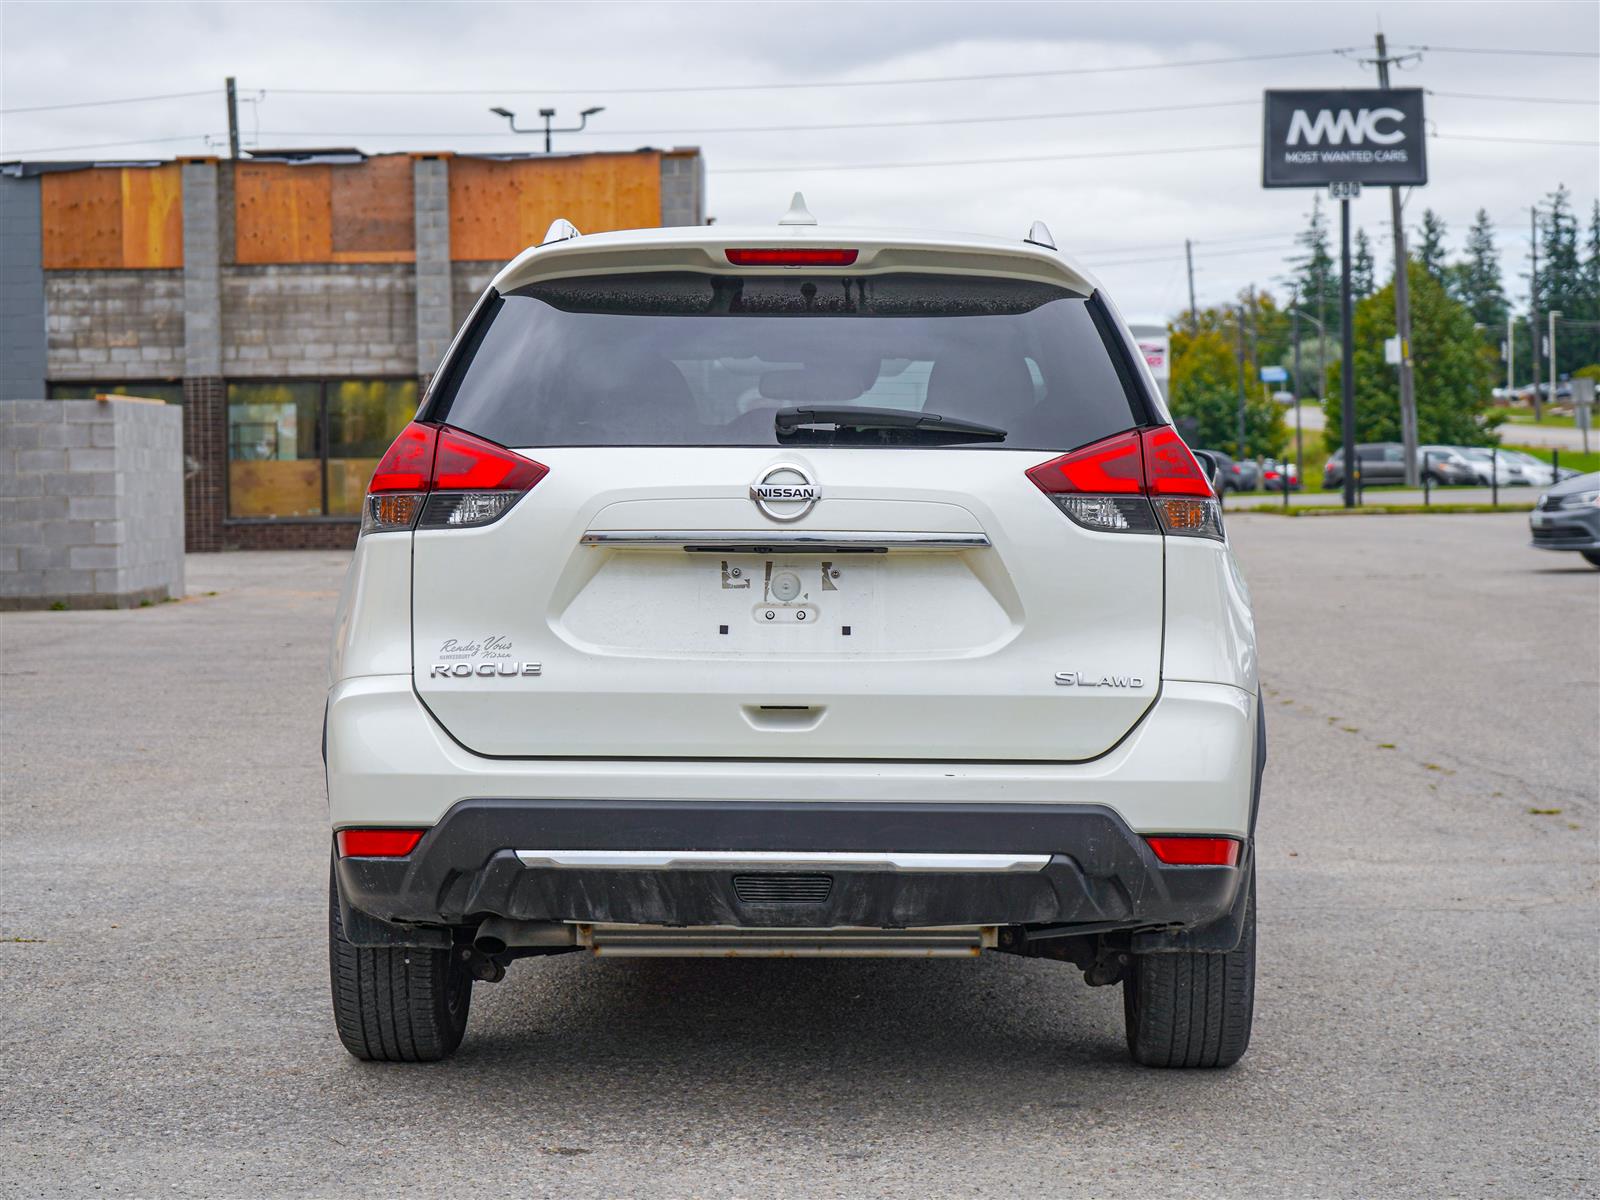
325,198 -> 1262,1067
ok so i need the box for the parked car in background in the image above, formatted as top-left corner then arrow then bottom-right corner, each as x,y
1259,459 -> 1301,492
1323,443 -> 1406,489
1416,446 -> 1486,487
1529,472 -> 1600,567
1202,450 -> 1259,492
1497,449 -> 1570,487
1452,446 -> 1520,487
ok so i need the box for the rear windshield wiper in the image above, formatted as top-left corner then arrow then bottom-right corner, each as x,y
774,406 -> 1007,443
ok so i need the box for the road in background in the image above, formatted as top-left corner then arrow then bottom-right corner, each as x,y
2,516 -> 1596,1198
1225,486 -> 1534,509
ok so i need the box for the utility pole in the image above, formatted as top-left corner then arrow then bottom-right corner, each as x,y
1370,33 -> 1420,484
1530,206 -> 1543,419
1505,312 -> 1515,393
1235,305 -> 1248,458
1549,310 -> 1563,402
1185,239 -> 1198,331
1340,193 -> 1357,509
225,76 -> 240,159
1291,290 -> 1304,485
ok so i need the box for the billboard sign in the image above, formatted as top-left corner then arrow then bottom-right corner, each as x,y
1262,88 -> 1427,188
1137,334 -> 1170,382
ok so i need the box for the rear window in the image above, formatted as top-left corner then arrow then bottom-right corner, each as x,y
427,272 -> 1146,450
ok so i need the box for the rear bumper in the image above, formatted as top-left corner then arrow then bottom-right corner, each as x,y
336,798 -> 1250,939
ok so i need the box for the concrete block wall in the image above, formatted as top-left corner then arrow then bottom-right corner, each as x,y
44,270 -> 185,381
414,157 -> 453,383
1,399 -> 185,609
660,152 -> 706,227
222,264 -> 416,377
451,264 -> 500,334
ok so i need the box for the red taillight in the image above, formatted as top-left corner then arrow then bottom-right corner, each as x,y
368,423 -> 437,493
361,422 -> 548,535
1025,429 -> 1144,495
1028,427 -> 1221,540
433,426 -> 549,491
1145,836 -> 1241,866
1141,426 -> 1212,497
725,247 -> 860,266
336,828 -> 426,858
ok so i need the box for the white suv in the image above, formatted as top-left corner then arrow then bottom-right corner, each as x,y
325,199 -> 1262,1067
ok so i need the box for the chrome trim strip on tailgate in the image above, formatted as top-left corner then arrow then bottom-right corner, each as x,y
579,530 -> 990,552
514,850 -> 1049,872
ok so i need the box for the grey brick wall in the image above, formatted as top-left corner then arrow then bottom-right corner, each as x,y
660,152 -> 705,227
1,174 -> 48,399
414,157 -> 453,382
222,264 -> 417,377
182,161 -> 223,378
1,398 -> 185,609
44,270 -> 185,381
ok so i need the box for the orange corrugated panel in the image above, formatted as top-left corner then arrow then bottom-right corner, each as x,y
41,169 -> 124,269
234,162 -> 334,263
330,155 -> 415,262
450,152 -> 661,261
120,164 -> 184,269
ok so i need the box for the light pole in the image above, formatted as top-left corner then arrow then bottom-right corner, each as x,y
1288,305 -> 1331,488
489,105 -> 605,153
1548,310 -> 1563,408
1505,312 -> 1515,396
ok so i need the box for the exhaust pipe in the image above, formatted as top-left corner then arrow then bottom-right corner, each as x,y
473,918 -> 574,955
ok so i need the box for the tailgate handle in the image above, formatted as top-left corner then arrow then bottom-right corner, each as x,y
580,530 -> 989,552
742,704 -> 826,731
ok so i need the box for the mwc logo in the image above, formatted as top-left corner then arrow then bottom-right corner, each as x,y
1286,107 -> 1407,147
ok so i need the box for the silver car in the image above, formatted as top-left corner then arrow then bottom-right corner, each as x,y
1530,472 -> 1600,567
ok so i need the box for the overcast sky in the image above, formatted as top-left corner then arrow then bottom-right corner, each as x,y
3,0 -> 1595,320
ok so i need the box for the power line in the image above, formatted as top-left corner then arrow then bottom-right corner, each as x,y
0,133 -> 218,156
250,98 -> 1258,140
0,89 -> 217,115
243,49 -> 1342,97
711,143 -> 1258,174
1403,44 -> 1600,58
1430,89 -> 1600,106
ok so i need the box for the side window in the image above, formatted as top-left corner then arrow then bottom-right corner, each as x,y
1385,446 -> 1403,463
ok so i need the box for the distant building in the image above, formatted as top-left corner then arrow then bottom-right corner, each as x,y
0,147 -> 704,549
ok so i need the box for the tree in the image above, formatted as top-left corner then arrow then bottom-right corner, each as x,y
1289,196 -> 1338,337
1575,200 -> 1600,371
1537,185 -> 1585,377
1352,229 -> 1377,298
1325,261 -> 1498,449
1447,209 -> 1508,329
1169,315 -> 1289,459
1415,209 -> 1449,280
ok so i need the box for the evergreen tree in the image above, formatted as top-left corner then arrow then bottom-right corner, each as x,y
1352,229 -> 1377,298
1415,209 -> 1449,279
1326,261 -> 1497,448
1537,185 -> 1584,377
1577,200 -> 1600,370
1448,209 -> 1509,329
1289,196 -> 1338,336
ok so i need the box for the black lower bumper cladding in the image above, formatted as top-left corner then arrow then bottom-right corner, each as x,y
335,799 -> 1249,951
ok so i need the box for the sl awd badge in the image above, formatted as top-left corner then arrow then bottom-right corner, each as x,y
750,463 -> 819,522
1055,670 -> 1144,688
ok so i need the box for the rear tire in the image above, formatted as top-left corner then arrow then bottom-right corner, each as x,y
1122,871 -> 1255,1068
328,862 -> 472,1062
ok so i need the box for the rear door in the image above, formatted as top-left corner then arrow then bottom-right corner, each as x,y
408,268 -> 1166,762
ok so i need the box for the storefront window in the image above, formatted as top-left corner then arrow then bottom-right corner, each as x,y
49,382 -> 184,405
325,379 -> 418,516
227,382 -> 323,517
224,378 -> 418,520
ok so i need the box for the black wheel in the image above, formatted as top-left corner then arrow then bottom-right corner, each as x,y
1581,550 -> 1600,568
329,861 -> 471,1062
1123,870 -> 1255,1068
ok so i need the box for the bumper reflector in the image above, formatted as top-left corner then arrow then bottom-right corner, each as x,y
1145,836 -> 1241,866
337,828 -> 426,858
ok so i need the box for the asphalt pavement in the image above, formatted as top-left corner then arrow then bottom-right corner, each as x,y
2,515 -> 1596,1198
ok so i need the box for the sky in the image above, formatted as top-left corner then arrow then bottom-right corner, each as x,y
2,0 -> 1596,321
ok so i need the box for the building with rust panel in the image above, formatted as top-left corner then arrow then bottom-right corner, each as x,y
0,148 -> 705,549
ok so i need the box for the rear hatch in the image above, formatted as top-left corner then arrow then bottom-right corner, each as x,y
404,266 -> 1174,761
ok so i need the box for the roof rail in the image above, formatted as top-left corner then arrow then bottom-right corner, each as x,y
541,218 -> 582,246
1025,221 -> 1056,250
